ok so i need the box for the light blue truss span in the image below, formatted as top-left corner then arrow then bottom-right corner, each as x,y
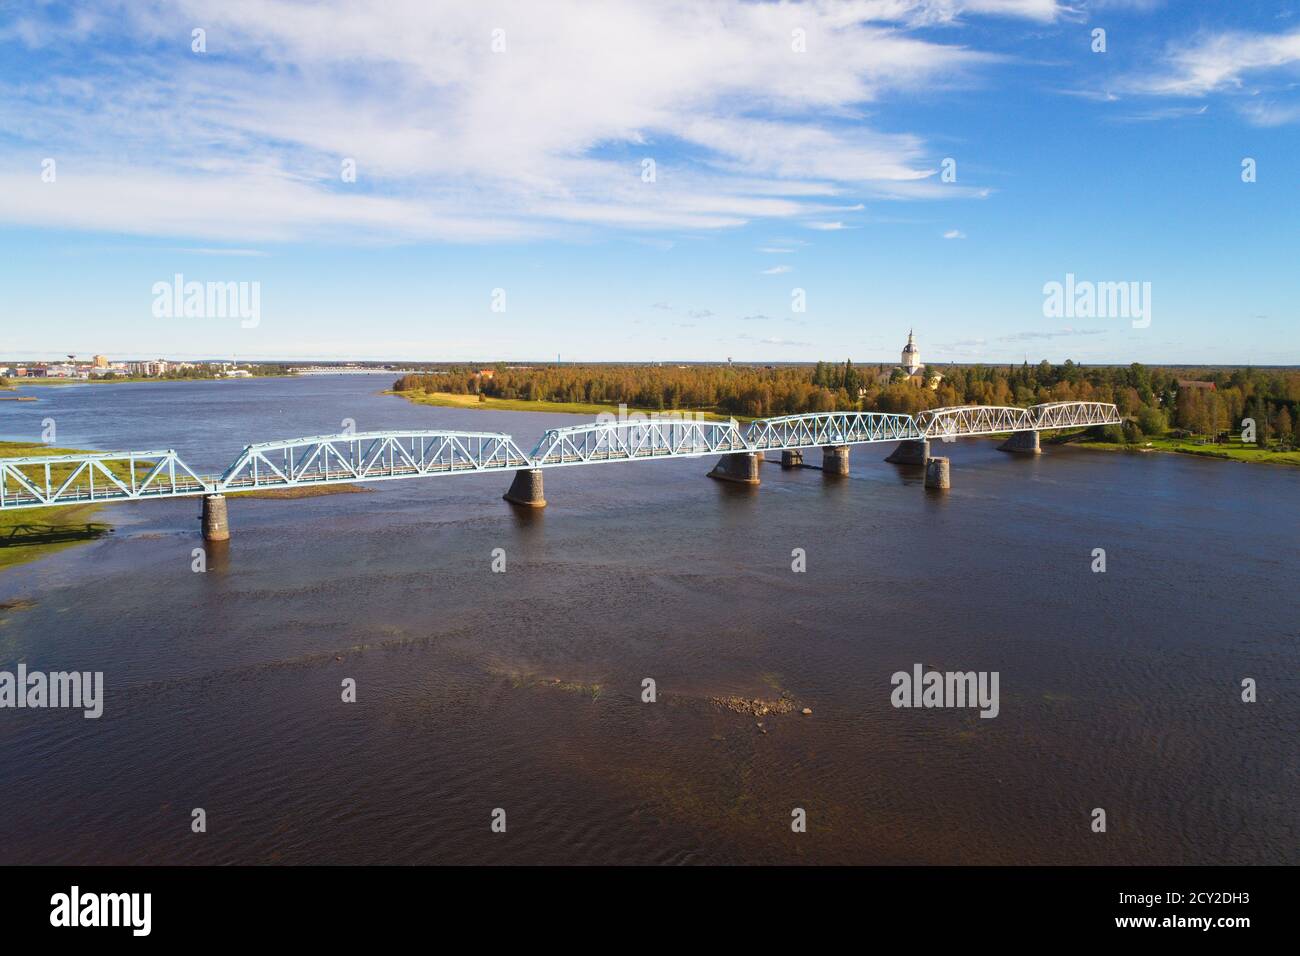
0,449 -> 210,510
916,405 -> 1034,438
529,418 -> 748,467
916,401 -> 1121,438
1028,401 -> 1123,430
219,430 -> 531,491
0,430 -> 529,511
0,401 -> 1121,512
745,412 -> 923,450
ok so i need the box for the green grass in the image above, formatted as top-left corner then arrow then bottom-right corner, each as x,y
1075,435 -> 1300,466
390,389 -> 741,421
0,442 -> 112,572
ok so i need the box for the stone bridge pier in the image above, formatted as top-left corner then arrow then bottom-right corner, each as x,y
708,452 -> 760,485
998,430 -> 1041,455
503,468 -> 547,507
884,438 -> 929,465
821,445 -> 850,476
780,450 -> 803,469
925,456 -> 951,490
201,494 -> 230,541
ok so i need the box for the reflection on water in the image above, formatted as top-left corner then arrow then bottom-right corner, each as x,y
0,377 -> 1296,864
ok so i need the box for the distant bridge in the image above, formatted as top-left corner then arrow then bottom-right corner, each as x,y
0,402 -> 1121,531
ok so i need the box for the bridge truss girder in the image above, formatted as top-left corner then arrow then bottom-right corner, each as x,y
1028,401 -> 1123,430
0,449 -> 210,510
745,412 -> 923,450
916,405 -> 1034,439
529,418 -> 749,468
917,401 -> 1121,438
218,430 -> 532,491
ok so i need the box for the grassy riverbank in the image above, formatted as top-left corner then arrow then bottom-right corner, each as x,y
0,442 -> 112,572
390,389 -> 738,421
1073,436 -> 1300,466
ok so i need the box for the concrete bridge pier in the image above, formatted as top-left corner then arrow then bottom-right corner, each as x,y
998,430 -> 1042,455
503,468 -> 547,507
708,452 -> 760,485
884,438 -> 929,465
780,450 -> 803,469
925,456 -> 951,490
821,445 -> 850,476
201,494 -> 230,541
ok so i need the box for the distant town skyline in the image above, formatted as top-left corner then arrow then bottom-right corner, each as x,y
7,347 -> 1295,370
2,1 -> 1298,364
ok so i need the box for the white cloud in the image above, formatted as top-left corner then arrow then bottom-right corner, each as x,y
1130,28 -> 1300,96
0,0 -> 1052,243
175,247 -> 268,257
943,229 -> 966,239
1239,100 -> 1300,126
761,265 -> 793,274
900,0 -> 1066,24
806,221 -> 848,231
1109,104 -> 1208,122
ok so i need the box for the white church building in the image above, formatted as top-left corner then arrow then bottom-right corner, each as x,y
877,330 -> 942,389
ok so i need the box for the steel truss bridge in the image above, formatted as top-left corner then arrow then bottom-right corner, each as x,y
0,402 -> 1119,512
915,401 -> 1122,439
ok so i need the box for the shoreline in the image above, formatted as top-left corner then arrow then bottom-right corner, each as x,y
230,484 -> 370,499
2,374 -> 290,389
1069,438 -> 1300,467
388,388 -> 741,421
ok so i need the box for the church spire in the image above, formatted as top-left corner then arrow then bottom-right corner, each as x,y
901,329 -> 920,373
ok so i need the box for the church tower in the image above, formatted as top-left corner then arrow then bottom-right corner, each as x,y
901,329 -> 921,374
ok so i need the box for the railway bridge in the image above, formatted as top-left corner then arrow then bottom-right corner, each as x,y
0,401 -> 1121,540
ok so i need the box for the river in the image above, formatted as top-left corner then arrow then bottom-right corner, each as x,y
0,376 -> 1296,864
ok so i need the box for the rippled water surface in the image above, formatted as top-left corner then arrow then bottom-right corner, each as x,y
1,377 -> 1296,864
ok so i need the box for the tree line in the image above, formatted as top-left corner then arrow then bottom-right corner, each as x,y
393,361 -> 1300,448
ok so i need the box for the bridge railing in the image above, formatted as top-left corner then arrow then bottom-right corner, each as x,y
0,449 -> 211,510
529,418 -> 749,467
745,412 -> 923,449
217,430 -> 532,491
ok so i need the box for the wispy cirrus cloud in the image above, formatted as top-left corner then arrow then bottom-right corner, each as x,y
1088,26 -> 1300,127
998,328 -> 1106,342
1237,100 -> 1300,126
1128,28 -> 1300,96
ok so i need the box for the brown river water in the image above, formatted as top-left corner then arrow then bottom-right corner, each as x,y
0,376 -> 1296,864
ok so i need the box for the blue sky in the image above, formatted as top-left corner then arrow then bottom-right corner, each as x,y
1,0 -> 1297,364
